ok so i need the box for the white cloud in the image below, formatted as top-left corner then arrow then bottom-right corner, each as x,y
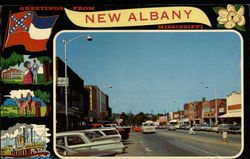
9,90 -> 34,99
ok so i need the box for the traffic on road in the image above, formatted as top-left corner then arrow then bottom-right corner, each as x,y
55,122 -> 242,157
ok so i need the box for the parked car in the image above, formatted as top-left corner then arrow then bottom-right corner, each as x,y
56,132 -> 126,154
56,145 -> 118,157
141,122 -> 156,133
104,124 -> 130,140
175,124 -> 180,129
132,127 -> 141,132
180,124 -> 191,130
193,124 -> 202,131
216,124 -> 229,133
156,124 -> 167,129
87,123 -> 104,129
228,124 -> 241,134
80,128 -> 122,142
203,125 -> 213,132
104,124 -> 131,133
167,124 -> 176,131
211,125 -> 219,132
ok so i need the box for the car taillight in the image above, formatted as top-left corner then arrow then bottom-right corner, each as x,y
117,129 -> 125,131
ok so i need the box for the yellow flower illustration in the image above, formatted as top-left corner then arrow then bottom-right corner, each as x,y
217,4 -> 245,29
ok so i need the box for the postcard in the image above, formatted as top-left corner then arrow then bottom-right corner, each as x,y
0,2 -> 248,159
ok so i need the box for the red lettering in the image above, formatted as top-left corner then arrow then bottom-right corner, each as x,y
150,12 -> 158,20
128,13 -> 137,21
160,11 -> 169,20
184,10 -> 192,19
108,13 -> 121,22
139,12 -> 148,21
172,11 -> 181,19
98,14 -> 106,23
85,14 -> 94,23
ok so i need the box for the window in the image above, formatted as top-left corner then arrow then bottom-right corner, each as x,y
94,131 -> 104,136
102,130 -> 119,135
56,137 -> 65,146
67,136 -> 85,146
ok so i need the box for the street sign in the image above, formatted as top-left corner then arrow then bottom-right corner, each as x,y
57,77 -> 69,86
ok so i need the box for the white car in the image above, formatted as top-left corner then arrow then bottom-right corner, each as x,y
56,145 -> 117,157
141,122 -> 156,133
56,132 -> 126,154
80,128 -> 122,142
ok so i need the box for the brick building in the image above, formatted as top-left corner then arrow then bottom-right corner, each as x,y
84,85 -> 110,123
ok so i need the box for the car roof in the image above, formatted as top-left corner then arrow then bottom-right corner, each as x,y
56,131 -> 86,136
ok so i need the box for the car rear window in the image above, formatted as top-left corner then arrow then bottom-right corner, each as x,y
67,136 -> 85,146
94,131 -> 104,136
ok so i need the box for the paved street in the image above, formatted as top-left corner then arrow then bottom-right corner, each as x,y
118,129 -> 242,157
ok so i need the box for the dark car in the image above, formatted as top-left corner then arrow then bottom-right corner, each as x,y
228,124 -> 241,134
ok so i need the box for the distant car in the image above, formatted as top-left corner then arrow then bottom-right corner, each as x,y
175,124 -> 180,129
141,122 -> 156,133
167,124 -> 176,131
180,124 -> 191,130
132,127 -> 142,132
211,125 -> 219,132
216,124 -> 229,133
228,124 -> 241,134
156,124 -> 167,129
193,124 -> 202,131
56,132 -> 126,154
56,145 -> 118,157
203,125 -> 213,132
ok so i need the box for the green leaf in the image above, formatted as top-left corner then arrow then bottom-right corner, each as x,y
234,4 -> 242,11
217,23 -> 224,28
235,25 -> 246,31
213,6 -> 224,14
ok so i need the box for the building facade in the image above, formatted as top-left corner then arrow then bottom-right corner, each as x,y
219,91 -> 241,125
2,69 -> 23,79
56,57 -> 86,132
84,85 -> 110,123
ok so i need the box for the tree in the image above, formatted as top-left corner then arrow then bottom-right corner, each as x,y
135,112 -> 147,126
37,56 -> 52,83
120,112 -> 128,126
34,90 -> 51,116
0,51 -> 23,79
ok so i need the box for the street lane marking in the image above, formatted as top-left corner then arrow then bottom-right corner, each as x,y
179,142 -> 219,156
139,141 -> 143,144
145,147 -> 152,152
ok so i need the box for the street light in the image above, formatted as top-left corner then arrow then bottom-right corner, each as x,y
201,82 -> 218,126
63,34 -> 92,131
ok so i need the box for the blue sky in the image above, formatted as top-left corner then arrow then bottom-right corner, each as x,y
55,31 -> 241,114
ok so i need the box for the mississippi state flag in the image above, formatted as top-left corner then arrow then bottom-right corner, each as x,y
4,11 -> 57,52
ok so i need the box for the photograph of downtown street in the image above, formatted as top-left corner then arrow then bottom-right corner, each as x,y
54,31 -> 243,157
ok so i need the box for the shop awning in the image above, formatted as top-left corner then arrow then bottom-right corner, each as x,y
219,112 -> 242,118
